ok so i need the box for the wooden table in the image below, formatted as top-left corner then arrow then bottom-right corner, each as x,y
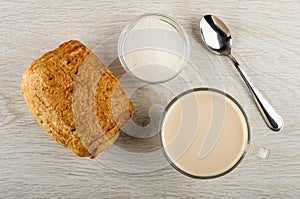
1,1 -> 299,198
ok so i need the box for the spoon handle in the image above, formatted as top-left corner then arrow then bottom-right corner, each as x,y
229,55 -> 284,132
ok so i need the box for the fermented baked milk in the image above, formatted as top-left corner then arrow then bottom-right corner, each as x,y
161,89 -> 249,177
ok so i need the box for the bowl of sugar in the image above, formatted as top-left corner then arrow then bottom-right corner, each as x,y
118,13 -> 190,83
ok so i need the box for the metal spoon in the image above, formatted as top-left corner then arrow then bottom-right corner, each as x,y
200,15 -> 283,131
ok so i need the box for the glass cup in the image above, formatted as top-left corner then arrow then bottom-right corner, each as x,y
159,88 -> 269,179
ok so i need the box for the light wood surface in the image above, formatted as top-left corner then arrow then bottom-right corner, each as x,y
1,0 -> 299,198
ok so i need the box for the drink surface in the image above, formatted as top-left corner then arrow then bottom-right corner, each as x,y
161,90 -> 248,177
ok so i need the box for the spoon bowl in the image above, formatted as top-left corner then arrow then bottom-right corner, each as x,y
200,15 -> 283,132
200,15 -> 232,56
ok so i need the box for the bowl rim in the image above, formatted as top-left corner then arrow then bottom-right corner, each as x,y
118,13 -> 191,84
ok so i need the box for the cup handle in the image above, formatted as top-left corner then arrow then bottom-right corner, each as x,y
248,144 -> 270,159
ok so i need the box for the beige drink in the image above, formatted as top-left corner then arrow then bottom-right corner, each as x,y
161,89 -> 249,178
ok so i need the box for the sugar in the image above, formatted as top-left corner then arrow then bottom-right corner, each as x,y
122,17 -> 186,83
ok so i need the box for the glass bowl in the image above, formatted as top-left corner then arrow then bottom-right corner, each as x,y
118,13 -> 190,84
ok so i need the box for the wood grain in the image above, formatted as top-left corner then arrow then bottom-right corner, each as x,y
0,0 -> 299,198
